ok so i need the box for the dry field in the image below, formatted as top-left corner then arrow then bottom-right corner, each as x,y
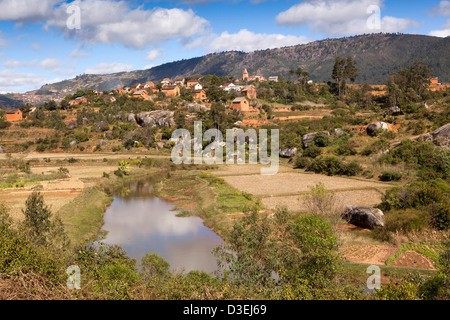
0,152 -> 132,221
211,163 -> 442,270
212,163 -> 392,212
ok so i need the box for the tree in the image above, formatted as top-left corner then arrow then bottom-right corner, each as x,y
21,191 -> 53,245
332,56 -> 346,97
290,67 -> 310,91
209,102 -> 226,130
332,56 -> 358,98
343,56 -> 358,96
387,61 -> 433,106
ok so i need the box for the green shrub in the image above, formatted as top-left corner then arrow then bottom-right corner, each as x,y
335,143 -> 357,156
379,170 -> 403,181
294,156 -> 311,169
379,179 -> 450,231
314,132 -> 331,147
303,145 -> 322,158
306,156 -> 362,176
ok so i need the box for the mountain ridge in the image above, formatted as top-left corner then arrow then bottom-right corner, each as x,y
1,33 -> 449,107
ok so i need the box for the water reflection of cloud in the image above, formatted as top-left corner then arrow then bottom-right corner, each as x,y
101,195 -> 223,273
102,197 -> 202,244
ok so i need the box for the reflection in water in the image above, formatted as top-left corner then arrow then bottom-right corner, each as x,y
100,178 -> 224,274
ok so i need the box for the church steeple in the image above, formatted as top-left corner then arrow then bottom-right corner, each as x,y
243,68 -> 248,80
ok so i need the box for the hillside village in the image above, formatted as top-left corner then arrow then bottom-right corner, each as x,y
0,58 -> 449,301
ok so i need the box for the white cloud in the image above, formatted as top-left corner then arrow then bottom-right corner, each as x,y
145,48 -> 162,61
276,0 -> 419,35
429,18 -> 450,37
0,0 -> 61,22
0,69 -> 46,93
206,29 -> 312,52
0,31 -> 9,47
430,1 -> 450,16
43,0 -> 210,49
85,62 -> 134,74
31,42 -> 40,51
69,49 -> 90,58
2,58 -> 64,71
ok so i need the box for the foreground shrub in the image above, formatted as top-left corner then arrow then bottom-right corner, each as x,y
306,156 -> 362,176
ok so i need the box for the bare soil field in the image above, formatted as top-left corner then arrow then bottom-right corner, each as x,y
211,164 -> 440,270
214,164 -> 392,209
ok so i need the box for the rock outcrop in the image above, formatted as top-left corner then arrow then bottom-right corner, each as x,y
341,206 -> 384,229
185,103 -> 208,112
430,123 -> 450,147
366,122 -> 388,136
279,148 -> 298,158
135,110 -> 175,128
302,131 -> 330,148
67,120 -> 77,130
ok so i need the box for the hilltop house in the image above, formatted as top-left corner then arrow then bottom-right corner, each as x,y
5,109 -> 23,121
192,89 -> 207,101
69,96 -> 88,106
428,77 -> 449,91
221,83 -> 240,92
241,85 -> 257,99
187,79 -> 199,89
161,78 -> 172,85
268,76 -> 279,82
133,90 -> 149,99
174,78 -> 185,86
231,97 -> 250,112
161,85 -> 180,97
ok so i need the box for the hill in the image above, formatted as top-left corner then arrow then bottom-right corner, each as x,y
21,33 -> 450,101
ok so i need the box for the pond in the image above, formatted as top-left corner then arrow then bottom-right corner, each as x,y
99,177 -> 224,274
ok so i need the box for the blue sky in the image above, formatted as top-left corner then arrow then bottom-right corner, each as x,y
0,0 -> 449,93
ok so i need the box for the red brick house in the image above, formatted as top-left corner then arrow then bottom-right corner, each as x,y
231,97 -> 250,112
161,85 -> 180,97
69,96 -> 88,106
192,89 -> 207,101
5,109 -> 23,121
242,86 -> 257,99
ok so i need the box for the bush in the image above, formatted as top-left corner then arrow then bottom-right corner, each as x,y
294,156 -> 311,169
314,132 -> 331,147
306,156 -> 362,176
379,170 -> 403,181
335,143 -> 357,156
302,145 -> 322,158
379,179 -> 450,231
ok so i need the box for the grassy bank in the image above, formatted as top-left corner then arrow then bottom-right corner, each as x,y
56,187 -> 112,247
154,168 -> 263,240
56,163 -> 168,248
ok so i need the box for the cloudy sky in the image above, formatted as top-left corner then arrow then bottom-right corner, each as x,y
0,0 -> 449,93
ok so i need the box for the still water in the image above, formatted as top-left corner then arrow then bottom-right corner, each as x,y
100,178 -> 224,274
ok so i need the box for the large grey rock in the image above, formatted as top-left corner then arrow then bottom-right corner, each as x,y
389,106 -> 402,115
341,206 -> 384,229
279,148 -> 298,158
67,120 -> 77,130
95,121 -> 109,132
334,128 -> 344,136
82,117 -> 89,125
99,139 -> 107,146
69,141 -> 77,147
0,145 -> 5,153
430,123 -> 450,147
185,103 -> 208,112
127,113 -> 136,122
233,121 -> 244,127
302,131 -> 330,148
366,122 -> 388,136
156,142 -> 164,149
136,110 -> 175,128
